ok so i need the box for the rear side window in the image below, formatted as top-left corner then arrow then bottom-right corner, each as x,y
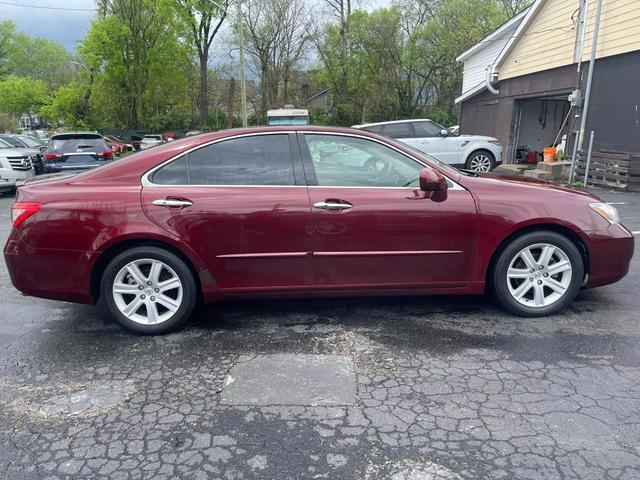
151,156 -> 188,185
382,123 -> 413,139
151,134 -> 295,186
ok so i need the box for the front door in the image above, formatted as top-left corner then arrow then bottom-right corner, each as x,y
141,133 -> 313,292
402,121 -> 460,165
300,133 -> 477,290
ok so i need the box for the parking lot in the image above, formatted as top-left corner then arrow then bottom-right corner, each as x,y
0,189 -> 639,480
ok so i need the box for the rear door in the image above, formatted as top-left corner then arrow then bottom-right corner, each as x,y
300,132 -> 477,290
402,121 -> 460,165
141,132 -> 313,292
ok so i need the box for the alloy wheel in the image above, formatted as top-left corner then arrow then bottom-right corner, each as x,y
506,243 -> 573,308
112,258 -> 183,325
468,153 -> 492,172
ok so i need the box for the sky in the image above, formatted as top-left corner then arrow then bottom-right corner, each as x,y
1,0 -> 394,52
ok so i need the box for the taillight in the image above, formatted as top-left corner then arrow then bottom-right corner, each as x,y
100,151 -> 114,159
12,202 -> 41,228
44,152 -> 61,161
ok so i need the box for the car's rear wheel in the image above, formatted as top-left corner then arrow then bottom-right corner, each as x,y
101,246 -> 197,334
492,231 -> 584,317
465,150 -> 495,172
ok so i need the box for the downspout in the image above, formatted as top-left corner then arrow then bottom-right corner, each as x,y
578,0 -> 603,150
486,65 -> 499,95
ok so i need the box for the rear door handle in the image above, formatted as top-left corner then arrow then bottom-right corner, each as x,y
152,198 -> 193,208
313,201 -> 352,211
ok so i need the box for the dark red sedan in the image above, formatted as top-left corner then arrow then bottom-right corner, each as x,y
4,127 -> 634,334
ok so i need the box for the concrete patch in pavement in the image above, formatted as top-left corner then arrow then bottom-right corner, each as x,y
30,381 -> 134,417
220,353 -> 357,406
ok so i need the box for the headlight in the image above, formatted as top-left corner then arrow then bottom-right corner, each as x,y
488,140 -> 501,145
589,202 -> 620,224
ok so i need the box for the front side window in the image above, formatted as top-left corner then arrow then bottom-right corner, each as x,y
305,134 -> 423,188
413,121 -> 444,138
152,134 -> 295,186
381,123 -> 413,139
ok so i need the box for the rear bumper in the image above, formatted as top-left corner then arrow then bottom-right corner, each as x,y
4,232 -> 95,304
585,223 -> 634,288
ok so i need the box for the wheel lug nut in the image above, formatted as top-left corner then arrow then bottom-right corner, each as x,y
154,288 -> 159,293
150,296 -> 156,301
539,266 -> 544,270
543,273 -> 548,277
529,277 -> 533,282
537,280 -> 543,285
147,281 -> 152,286
530,268 -> 534,273
138,285 -> 144,290
140,294 -> 146,299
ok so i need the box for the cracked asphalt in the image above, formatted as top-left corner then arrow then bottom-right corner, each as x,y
0,188 -> 639,480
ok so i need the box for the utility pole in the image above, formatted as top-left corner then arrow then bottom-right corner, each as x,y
578,0 -> 603,151
237,0 -> 248,127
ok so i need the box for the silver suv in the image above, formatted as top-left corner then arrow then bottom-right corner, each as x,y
0,148 -> 35,194
352,119 -> 503,172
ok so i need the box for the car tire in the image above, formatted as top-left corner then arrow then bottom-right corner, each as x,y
492,231 -> 584,317
465,150 -> 496,172
100,246 -> 198,334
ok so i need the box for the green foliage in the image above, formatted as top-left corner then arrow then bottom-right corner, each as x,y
0,21 -> 71,87
0,76 -> 49,114
81,0 -> 196,129
0,112 -> 14,132
40,82 -> 89,129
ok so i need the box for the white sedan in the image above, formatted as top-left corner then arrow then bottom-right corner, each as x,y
352,119 -> 503,172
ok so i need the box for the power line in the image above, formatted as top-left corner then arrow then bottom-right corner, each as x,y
0,0 -> 96,11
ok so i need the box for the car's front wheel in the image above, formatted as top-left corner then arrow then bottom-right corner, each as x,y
465,150 -> 496,172
101,246 -> 198,334
492,231 -> 584,317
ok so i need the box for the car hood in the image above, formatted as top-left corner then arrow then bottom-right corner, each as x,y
461,172 -> 601,201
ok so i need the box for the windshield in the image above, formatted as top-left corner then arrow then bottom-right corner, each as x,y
16,135 -> 44,147
144,135 -> 162,140
0,136 -> 24,148
0,138 -> 15,148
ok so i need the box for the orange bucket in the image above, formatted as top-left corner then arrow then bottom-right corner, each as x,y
543,147 -> 557,163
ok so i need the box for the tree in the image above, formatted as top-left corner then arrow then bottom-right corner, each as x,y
242,0 -> 312,118
0,76 -> 48,116
176,0 -> 229,127
40,82 -> 88,129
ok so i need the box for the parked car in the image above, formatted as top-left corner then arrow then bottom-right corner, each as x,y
352,119 -> 502,172
140,134 -> 164,149
3,126 -> 633,334
0,135 -> 45,174
0,147 -> 35,194
44,132 -> 114,173
104,135 -> 134,152
20,129 -> 49,144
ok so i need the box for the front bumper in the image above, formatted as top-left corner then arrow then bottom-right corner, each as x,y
585,223 -> 634,288
0,168 -> 35,191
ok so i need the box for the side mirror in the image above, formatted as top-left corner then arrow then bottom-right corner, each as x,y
439,129 -> 449,137
419,168 -> 447,192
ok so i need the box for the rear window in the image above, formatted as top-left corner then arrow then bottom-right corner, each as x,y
50,136 -> 108,151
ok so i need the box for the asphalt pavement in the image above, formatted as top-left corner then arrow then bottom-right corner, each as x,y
0,188 -> 639,480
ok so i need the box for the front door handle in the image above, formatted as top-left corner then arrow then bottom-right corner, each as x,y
152,198 -> 193,208
313,201 -> 352,211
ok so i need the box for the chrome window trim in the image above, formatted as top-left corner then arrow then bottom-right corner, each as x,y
141,130 -> 465,191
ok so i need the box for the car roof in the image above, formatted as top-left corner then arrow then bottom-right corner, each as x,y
352,119 -> 434,128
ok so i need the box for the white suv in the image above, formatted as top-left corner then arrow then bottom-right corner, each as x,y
352,119 -> 502,172
140,134 -> 164,150
0,148 -> 35,194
